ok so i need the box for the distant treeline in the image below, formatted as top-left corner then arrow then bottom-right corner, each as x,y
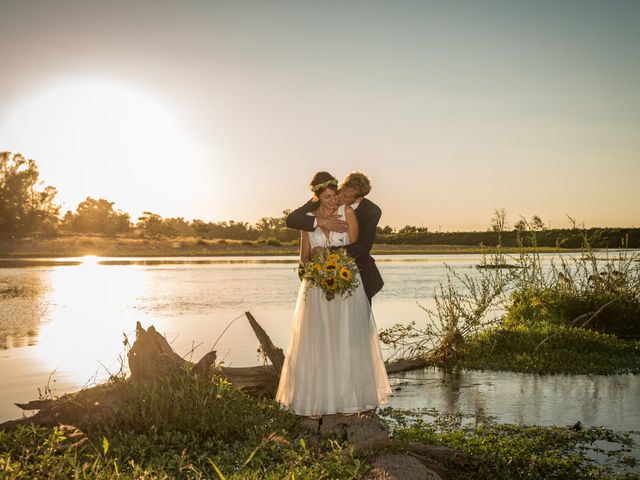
1,151 -> 638,247
377,229 -> 640,249
0,151 -> 298,241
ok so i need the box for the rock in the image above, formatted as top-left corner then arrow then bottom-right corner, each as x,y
363,454 -> 444,480
405,442 -> 481,468
335,413 -> 390,453
295,412 -> 391,453
294,416 -> 321,436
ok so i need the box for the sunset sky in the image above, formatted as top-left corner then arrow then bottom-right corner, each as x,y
1,1 -> 638,231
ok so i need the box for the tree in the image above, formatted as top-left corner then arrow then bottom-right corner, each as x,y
218,220 -> 258,240
190,219 -> 209,238
136,212 -> 165,237
0,152 -> 60,235
62,197 -> 131,235
376,225 -> 394,234
255,209 -> 298,242
188,219 -> 259,240
531,215 -> 545,231
163,217 -> 192,237
514,215 -> 545,233
514,219 -> 527,232
398,225 -> 428,234
134,213 -> 191,237
490,208 -> 508,246
490,208 -> 508,233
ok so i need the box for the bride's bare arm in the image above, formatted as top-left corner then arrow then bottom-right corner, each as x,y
300,230 -> 311,264
345,205 -> 359,244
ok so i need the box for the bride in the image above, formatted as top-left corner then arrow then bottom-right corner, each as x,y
275,171 -> 391,416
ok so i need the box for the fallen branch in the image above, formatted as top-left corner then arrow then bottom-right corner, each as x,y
1,312 -> 284,430
245,311 -> 285,374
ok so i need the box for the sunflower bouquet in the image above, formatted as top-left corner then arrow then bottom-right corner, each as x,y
299,248 -> 360,301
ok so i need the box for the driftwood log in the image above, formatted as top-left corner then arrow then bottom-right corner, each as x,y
0,311 -> 479,478
1,311 -> 426,431
0,312 -> 282,430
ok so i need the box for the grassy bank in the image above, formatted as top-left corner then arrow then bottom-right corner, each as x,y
457,322 -> 640,374
381,241 -> 640,375
0,234 -> 575,258
0,375 -> 365,479
1,374 -> 637,479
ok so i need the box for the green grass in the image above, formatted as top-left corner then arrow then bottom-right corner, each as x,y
4,381 -> 638,479
2,368 -> 638,478
0,234 -> 581,258
380,408 -> 639,480
456,322 -> 640,374
0,374 -> 366,479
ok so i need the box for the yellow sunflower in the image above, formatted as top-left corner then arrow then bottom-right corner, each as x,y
327,253 -> 340,263
323,261 -> 338,273
321,277 -> 337,290
338,267 -> 351,281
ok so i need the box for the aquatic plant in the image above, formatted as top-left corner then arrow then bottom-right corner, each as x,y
380,407 -> 639,480
380,218 -> 640,372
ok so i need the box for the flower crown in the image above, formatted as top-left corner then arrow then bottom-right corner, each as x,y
311,179 -> 338,193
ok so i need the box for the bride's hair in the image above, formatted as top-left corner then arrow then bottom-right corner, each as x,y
310,171 -> 338,198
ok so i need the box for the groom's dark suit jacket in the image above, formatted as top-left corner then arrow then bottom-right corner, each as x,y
286,198 -> 384,300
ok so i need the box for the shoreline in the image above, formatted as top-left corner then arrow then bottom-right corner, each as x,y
0,235 -> 596,259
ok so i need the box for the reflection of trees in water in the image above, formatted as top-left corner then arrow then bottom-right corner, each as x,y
441,368 -> 463,414
0,273 -> 50,349
439,368 -> 488,420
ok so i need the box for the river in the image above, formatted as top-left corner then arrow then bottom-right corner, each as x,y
1,253 -> 638,444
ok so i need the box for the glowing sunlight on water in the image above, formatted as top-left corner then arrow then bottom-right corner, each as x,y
33,263 -> 146,385
81,254 -> 100,266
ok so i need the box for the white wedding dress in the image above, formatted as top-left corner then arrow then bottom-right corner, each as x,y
275,205 -> 391,416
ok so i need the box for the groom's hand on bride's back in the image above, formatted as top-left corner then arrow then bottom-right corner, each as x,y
317,214 -> 348,233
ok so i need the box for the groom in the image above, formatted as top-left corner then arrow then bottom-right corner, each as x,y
286,171 -> 384,304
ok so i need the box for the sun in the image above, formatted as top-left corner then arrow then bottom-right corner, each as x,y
0,78 -> 209,219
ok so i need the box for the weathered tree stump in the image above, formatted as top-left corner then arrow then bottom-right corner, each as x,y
0,312 -> 284,429
128,322 -> 185,381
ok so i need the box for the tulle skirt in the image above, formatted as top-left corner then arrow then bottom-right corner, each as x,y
275,275 -> 391,416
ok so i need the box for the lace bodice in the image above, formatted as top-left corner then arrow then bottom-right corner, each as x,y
307,204 -> 350,249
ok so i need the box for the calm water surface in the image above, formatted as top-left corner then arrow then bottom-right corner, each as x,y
1,253 -> 639,442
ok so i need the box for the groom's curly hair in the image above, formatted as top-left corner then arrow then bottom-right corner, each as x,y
341,172 -> 372,197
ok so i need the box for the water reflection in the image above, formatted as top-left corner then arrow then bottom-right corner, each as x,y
0,271 -> 50,349
33,260 -> 148,385
389,368 -> 640,431
0,256 -> 301,268
0,253 -> 523,269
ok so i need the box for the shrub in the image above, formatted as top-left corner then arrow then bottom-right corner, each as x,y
506,284 -> 640,339
258,238 -> 281,246
460,322 -> 640,374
